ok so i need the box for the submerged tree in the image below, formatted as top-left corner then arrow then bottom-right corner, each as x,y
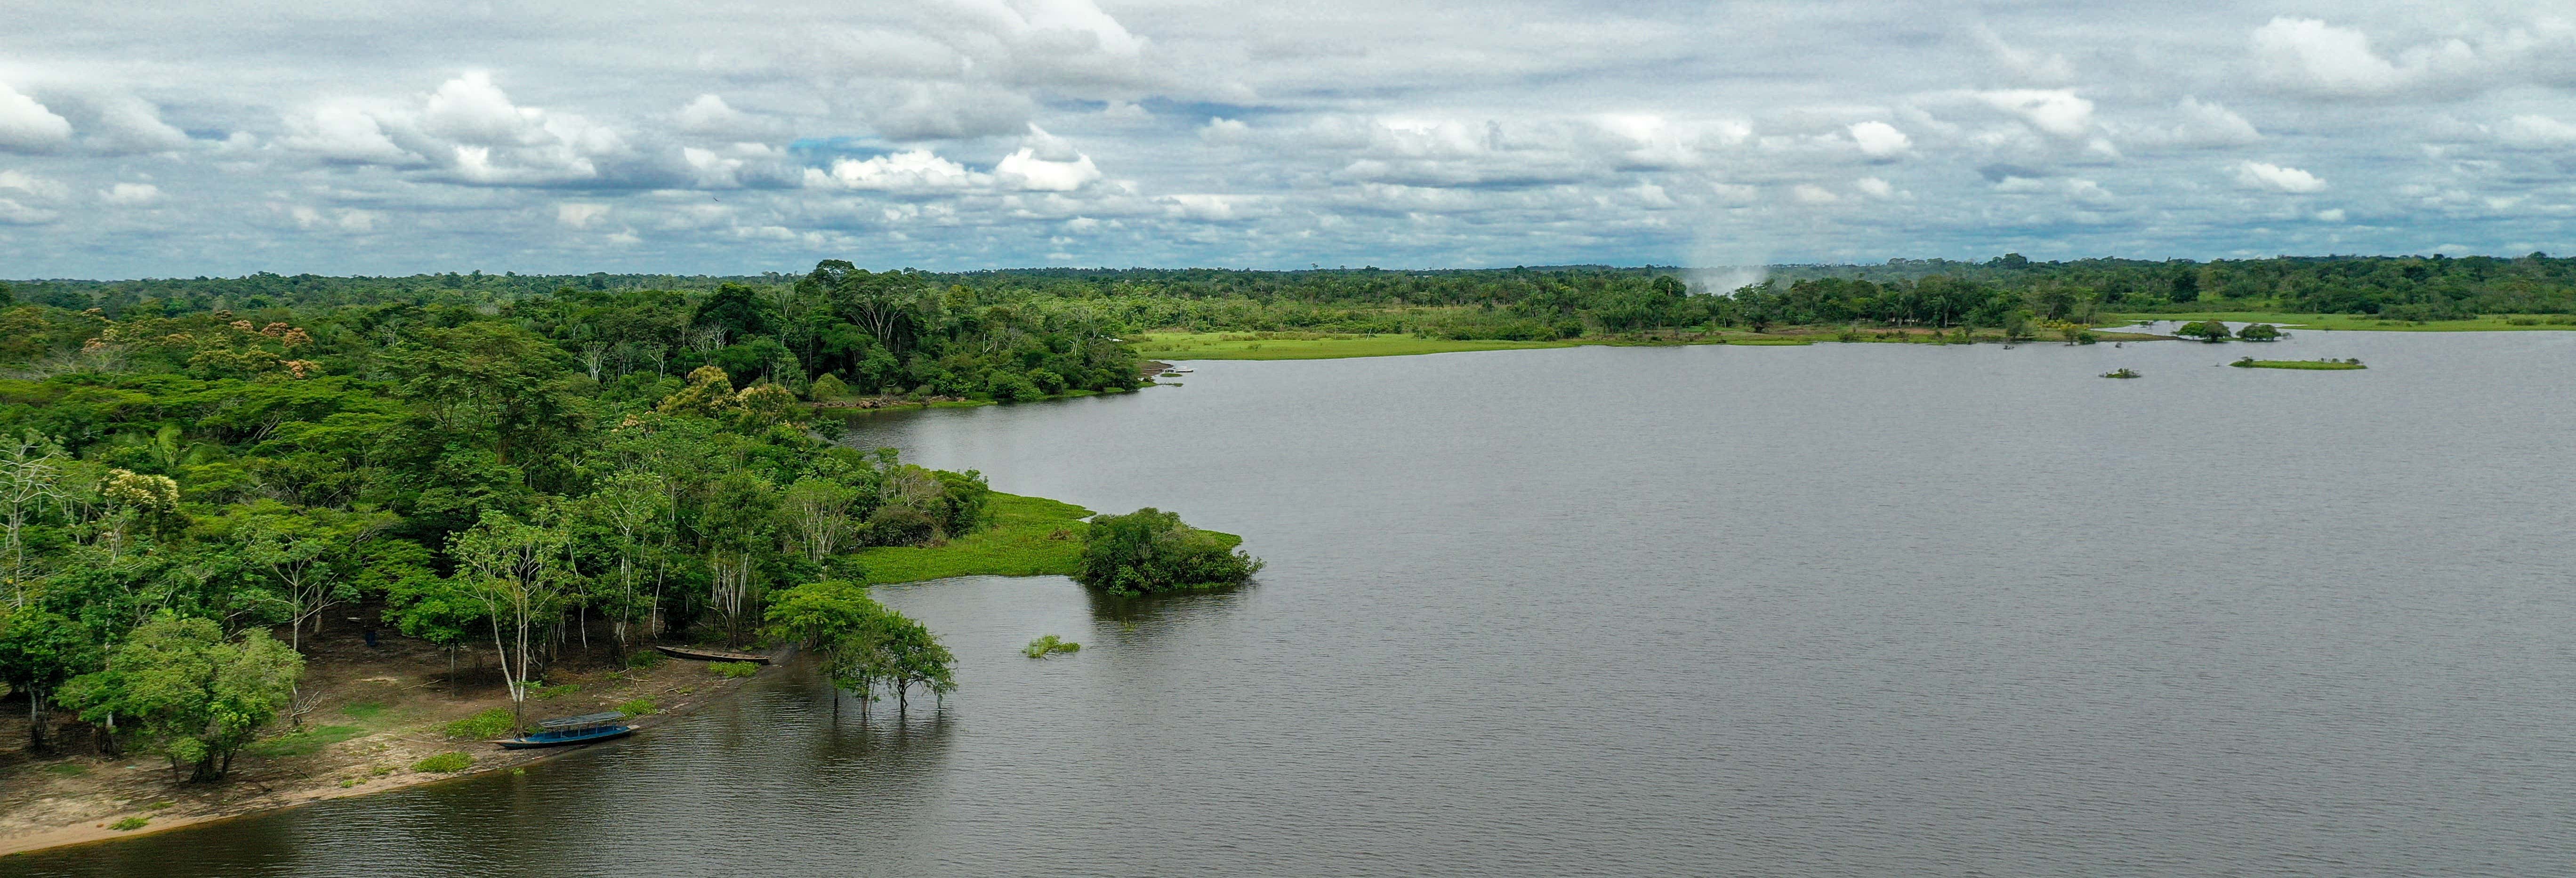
766,579 -> 952,716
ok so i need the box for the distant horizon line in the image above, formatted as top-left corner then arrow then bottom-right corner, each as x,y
7,250 -> 2558,284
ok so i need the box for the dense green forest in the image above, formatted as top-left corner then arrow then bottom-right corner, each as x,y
16,253 -> 2573,346
0,259 -> 1150,780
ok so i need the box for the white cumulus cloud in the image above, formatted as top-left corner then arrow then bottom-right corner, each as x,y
2497,115 -> 2576,147
100,182 -> 161,205
0,83 -> 74,153
1975,89 -> 2094,137
2250,17 -> 2480,99
557,202 -> 610,228
2235,161 -> 2327,193
1848,121 -> 1911,158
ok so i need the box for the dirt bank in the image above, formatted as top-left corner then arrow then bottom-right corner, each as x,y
0,608 -> 782,858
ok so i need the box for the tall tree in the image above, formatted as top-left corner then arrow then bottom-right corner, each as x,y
59,615 -> 301,781
0,432 -> 68,604
0,606 -> 98,750
449,511 -> 568,723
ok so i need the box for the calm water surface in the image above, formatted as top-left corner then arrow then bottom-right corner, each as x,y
14,330 -> 2576,876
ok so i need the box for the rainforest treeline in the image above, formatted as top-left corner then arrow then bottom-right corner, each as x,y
14,253 -> 2573,344
0,259 -> 1148,778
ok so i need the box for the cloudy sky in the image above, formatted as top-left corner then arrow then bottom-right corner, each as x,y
3,0 -> 2572,277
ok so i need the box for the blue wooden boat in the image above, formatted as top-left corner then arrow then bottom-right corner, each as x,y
494,712 -> 634,749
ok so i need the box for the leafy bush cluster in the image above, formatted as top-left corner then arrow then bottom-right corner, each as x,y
1073,508 -> 1263,596
1022,635 -> 1080,658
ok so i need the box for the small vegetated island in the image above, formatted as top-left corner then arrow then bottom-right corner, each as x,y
2232,356 -> 2367,370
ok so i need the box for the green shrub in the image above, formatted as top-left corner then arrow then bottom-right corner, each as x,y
2174,320 -> 2232,341
110,817 -> 149,831
809,372 -> 850,401
1076,508 -> 1263,595
616,698 -> 658,717
412,752 -> 473,773
443,708 -> 517,740
1022,635 -> 1081,658
709,661 -> 760,679
627,650 -> 665,669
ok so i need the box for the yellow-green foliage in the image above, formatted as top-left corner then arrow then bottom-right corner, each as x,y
616,698 -> 657,717
411,752 -> 473,773
709,661 -> 760,678
809,372 -> 850,401
443,708 -> 517,740
110,817 -> 149,831
853,492 -> 1100,584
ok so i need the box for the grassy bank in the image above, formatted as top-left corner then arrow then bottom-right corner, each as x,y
2107,312 -> 2576,331
1135,332 -> 1579,360
2232,358 -> 2368,370
852,492 -> 1245,585
1138,327 -> 2182,361
853,493 -> 1094,583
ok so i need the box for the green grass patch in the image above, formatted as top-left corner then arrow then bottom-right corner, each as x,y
110,817 -> 149,831
338,701 -> 385,720
527,682 -> 580,700
854,492 -> 1093,584
443,708 -> 519,740
1136,331 -> 1578,360
854,491 -> 1247,585
42,762 -> 87,777
143,800 -> 174,810
708,661 -> 761,678
411,752 -> 473,773
2108,311 -> 2576,332
1724,338 -> 1815,346
616,698 -> 657,717
2232,357 -> 2367,370
246,725 -> 366,758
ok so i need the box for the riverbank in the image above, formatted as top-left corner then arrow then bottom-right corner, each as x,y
2106,311 -> 2576,331
0,486 -> 1210,859
0,629 -> 781,858
1134,326 -> 2169,361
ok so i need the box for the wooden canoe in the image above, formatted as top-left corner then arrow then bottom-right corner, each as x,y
654,644 -> 773,664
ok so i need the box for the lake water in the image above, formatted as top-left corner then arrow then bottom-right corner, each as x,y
14,330 -> 2576,876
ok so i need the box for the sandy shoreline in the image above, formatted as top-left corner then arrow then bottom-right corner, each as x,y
0,638 -> 785,860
